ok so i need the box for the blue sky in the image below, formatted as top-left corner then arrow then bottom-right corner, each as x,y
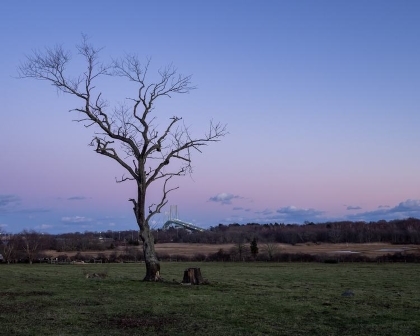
1,0 -> 420,233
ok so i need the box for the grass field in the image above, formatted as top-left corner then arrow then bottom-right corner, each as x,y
1,262 -> 419,335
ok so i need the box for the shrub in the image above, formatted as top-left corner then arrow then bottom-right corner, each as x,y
108,252 -> 119,262
56,254 -> 69,262
171,254 -> 191,262
323,259 -> 339,264
73,252 -> 88,262
156,252 -> 170,261
192,253 -> 207,262
207,249 -> 231,262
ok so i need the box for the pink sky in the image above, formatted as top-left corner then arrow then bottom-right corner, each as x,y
1,1 -> 420,233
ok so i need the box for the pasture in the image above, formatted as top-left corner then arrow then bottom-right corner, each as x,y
43,242 -> 420,260
0,262 -> 419,335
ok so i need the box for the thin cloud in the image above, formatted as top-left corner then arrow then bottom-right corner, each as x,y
61,216 -> 93,223
0,195 -> 21,213
255,209 -> 273,215
233,207 -> 243,211
275,206 -> 324,221
0,195 -> 49,215
67,196 -> 89,201
16,208 -> 50,214
347,205 -> 362,210
238,205 -> 326,224
222,214 -> 245,223
209,193 -> 242,205
35,224 -> 54,230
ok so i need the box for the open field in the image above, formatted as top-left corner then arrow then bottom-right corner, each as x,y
156,242 -> 420,258
1,262 -> 419,335
44,242 -> 420,259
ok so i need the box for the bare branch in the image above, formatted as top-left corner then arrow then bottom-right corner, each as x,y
146,120 -> 227,187
91,137 -> 138,181
146,176 -> 179,223
116,174 -> 135,183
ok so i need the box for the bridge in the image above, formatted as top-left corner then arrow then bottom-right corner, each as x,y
162,205 -> 205,232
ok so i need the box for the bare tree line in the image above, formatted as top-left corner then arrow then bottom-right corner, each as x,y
169,218 -> 420,245
1,218 -> 419,264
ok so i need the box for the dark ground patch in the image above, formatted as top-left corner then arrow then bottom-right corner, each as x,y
109,314 -> 180,331
0,290 -> 54,297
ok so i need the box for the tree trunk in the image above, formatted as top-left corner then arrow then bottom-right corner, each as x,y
135,182 -> 161,281
139,214 -> 161,281
144,260 -> 161,281
141,233 -> 161,281
182,268 -> 205,285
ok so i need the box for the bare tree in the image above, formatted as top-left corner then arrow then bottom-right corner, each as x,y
230,238 -> 247,261
18,37 -> 227,280
1,233 -> 18,264
20,230 -> 43,264
262,242 -> 279,261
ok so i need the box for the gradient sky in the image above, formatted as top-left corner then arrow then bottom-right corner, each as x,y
1,0 -> 420,234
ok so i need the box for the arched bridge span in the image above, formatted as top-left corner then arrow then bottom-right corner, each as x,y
162,219 -> 205,232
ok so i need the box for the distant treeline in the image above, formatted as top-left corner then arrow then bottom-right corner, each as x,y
1,218 -> 420,264
157,217 -> 420,245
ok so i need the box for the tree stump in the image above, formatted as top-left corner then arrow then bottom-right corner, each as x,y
182,267 -> 205,285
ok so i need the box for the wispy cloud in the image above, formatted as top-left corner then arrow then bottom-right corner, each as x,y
0,195 -> 21,213
233,207 -> 243,211
234,205 -> 326,224
16,208 -> 50,214
67,196 -> 89,201
346,205 -> 362,210
61,216 -> 93,223
276,206 -> 324,221
35,224 -> 54,230
0,195 -> 49,215
255,209 -> 273,215
209,193 -> 242,205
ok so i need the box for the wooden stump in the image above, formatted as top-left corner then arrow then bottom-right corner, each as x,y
182,267 -> 205,285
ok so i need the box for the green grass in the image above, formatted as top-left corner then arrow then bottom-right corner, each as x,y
0,262 -> 419,335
